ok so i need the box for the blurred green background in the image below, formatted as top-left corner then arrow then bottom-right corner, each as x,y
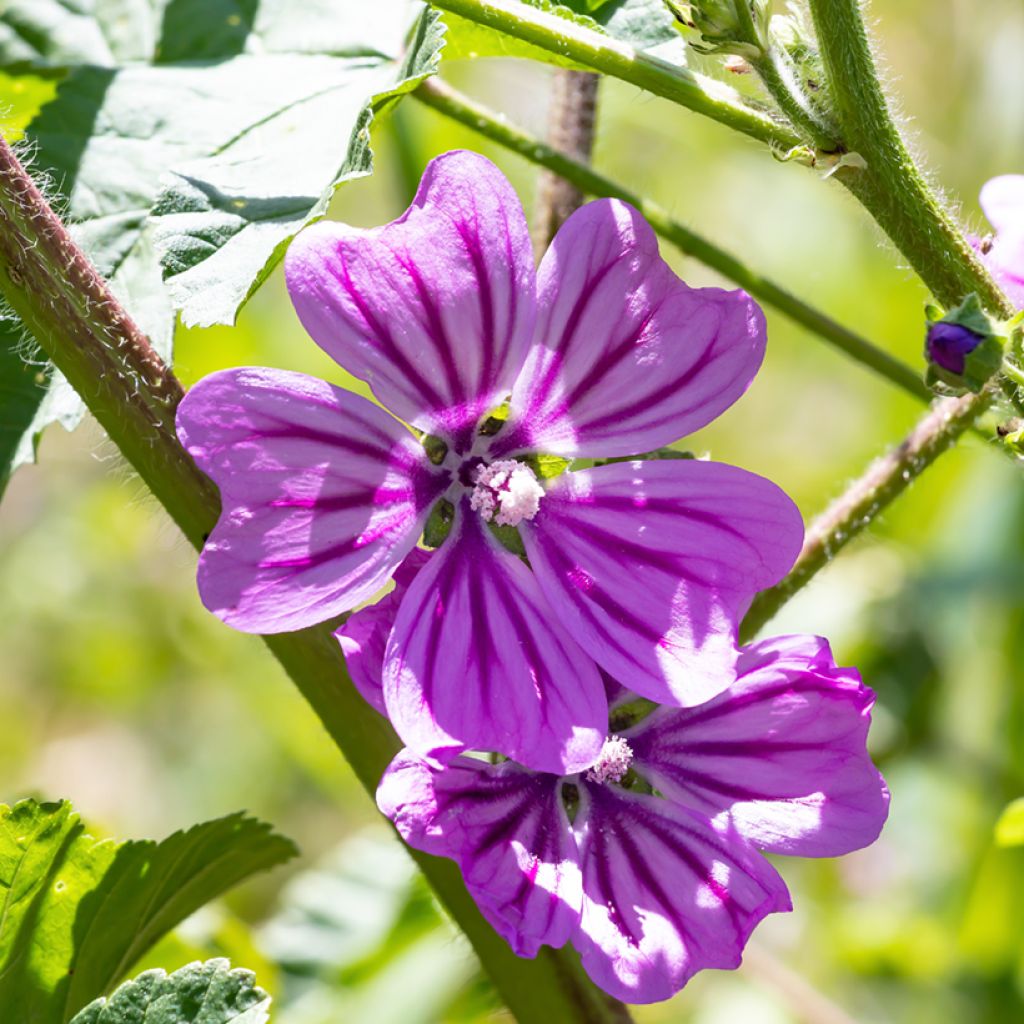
3,1 -> 1024,1020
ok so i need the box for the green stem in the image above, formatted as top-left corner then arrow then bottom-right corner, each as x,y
0,134 -> 630,1024
750,45 -> 839,151
740,387 -> 991,640
428,0 -> 801,148
806,0 -> 1012,314
416,77 -> 930,403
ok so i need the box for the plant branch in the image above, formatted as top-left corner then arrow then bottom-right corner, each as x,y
807,0 -> 1013,314
416,76 -> 930,403
0,133 -> 631,1024
428,0 -> 802,148
533,68 -> 600,256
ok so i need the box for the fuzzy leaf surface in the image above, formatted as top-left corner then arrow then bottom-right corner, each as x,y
0,799 -> 295,1023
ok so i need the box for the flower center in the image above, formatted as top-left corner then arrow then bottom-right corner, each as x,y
469,459 -> 543,527
584,735 -> 634,785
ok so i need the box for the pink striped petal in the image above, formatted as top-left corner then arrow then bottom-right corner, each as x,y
629,635 -> 890,857
285,151 -> 536,452
378,750 -> 582,956
573,786 -> 790,1003
522,460 -> 803,708
334,548 -> 432,715
493,199 -> 765,459
176,368 -> 448,633
383,502 -> 606,774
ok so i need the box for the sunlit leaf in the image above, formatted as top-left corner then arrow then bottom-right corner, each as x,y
0,0 -> 439,495
0,799 -> 295,1023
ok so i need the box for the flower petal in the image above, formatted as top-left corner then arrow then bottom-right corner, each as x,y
629,635 -> 890,856
573,785 -> 790,1003
383,501 -> 606,773
334,548 -> 432,715
980,174 -> 1024,234
378,750 -> 582,956
176,367 -> 448,633
493,199 -> 765,459
285,150 -> 536,452
522,460 -> 803,707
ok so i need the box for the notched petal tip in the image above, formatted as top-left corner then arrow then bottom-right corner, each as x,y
284,148 -> 537,447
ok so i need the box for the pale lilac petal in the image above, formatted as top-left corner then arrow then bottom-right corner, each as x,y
522,461 -> 804,708
979,175 -> 1024,306
377,750 -> 582,956
629,635 -> 890,857
285,151 -> 536,452
573,786 -> 790,1004
176,368 -> 448,633
980,174 -> 1024,234
334,548 -> 431,715
383,501 -> 606,773
493,199 -> 765,459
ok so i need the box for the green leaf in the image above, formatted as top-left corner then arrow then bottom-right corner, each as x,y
0,0 -> 439,495
0,799 -> 296,1023
442,0 -> 687,66
995,797 -> 1024,847
69,960 -> 271,1024
152,8 -> 445,328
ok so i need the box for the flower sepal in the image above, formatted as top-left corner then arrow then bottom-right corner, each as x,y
924,294 -> 1004,393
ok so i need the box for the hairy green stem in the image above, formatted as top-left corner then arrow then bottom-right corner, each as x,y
807,0 -> 1012,314
416,76 -> 930,402
428,0 -> 801,148
750,45 -> 839,151
0,134 -> 631,1024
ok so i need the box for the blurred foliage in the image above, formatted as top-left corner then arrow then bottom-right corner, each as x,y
2,0 -> 1024,1020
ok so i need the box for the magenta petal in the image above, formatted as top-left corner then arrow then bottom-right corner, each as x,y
285,151 -> 536,451
522,460 -> 804,707
573,786 -> 791,1004
383,503 -> 606,773
334,548 -> 432,715
629,635 -> 890,857
176,367 -> 448,633
377,751 -> 582,956
494,199 -> 765,459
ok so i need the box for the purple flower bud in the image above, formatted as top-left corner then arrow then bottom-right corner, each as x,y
926,321 -> 984,374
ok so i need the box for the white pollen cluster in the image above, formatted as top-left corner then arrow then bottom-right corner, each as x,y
469,459 -> 544,527
585,736 -> 634,785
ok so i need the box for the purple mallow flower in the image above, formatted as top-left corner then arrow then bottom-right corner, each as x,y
977,174 -> 1024,307
926,321 -> 984,374
176,150 -> 803,774
379,634 -> 890,1003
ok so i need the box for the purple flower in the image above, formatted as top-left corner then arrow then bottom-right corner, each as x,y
926,321 -> 984,374
977,175 -> 1024,307
176,150 -> 803,774
379,634 -> 889,1003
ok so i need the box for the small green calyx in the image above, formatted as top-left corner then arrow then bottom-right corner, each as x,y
487,520 -> 528,561
478,401 -> 510,437
526,452 -> 572,480
423,498 -> 454,548
422,433 -> 448,465
924,294 -> 1005,395
593,446 -> 695,468
667,0 -> 768,58
608,696 -> 659,733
